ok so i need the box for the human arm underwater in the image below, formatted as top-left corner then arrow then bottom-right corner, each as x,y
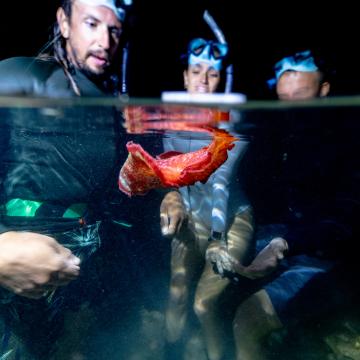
160,190 -> 188,237
0,231 -> 80,299
0,57 -> 83,299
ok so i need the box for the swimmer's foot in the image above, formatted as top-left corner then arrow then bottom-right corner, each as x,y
242,237 -> 289,279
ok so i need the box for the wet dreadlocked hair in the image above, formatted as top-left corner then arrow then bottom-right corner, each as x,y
51,0 -> 83,95
44,0 -> 123,96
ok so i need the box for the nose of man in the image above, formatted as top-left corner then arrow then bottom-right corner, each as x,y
97,27 -> 110,50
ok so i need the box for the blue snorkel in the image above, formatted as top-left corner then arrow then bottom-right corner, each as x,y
119,0 -> 132,95
203,10 -> 233,93
121,43 -> 129,95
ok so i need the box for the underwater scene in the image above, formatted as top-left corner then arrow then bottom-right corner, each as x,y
0,97 -> 359,360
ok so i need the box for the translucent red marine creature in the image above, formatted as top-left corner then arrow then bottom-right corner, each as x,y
118,106 -> 238,196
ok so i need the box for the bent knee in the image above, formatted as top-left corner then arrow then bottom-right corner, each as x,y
193,285 -> 224,318
233,292 -> 281,338
193,296 -> 208,318
193,295 -> 217,319
169,283 -> 189,303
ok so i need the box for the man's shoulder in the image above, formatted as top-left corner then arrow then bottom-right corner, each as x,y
0,56 -> 61,95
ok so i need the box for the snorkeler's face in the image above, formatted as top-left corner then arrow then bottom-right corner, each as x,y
57,0 -> 122,76
184,63 -> 221,94
276,71 -> 330,101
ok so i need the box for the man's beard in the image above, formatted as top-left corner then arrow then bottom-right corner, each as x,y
70,46 -> 112,80
80,63 -> 108,84
66,44 -> 118,93
79,56 -> 118,94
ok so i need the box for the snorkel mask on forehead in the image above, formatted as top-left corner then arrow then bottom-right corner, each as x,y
188,38 -> 228,71
77,0 -> 127,21
267,50 -> 319,88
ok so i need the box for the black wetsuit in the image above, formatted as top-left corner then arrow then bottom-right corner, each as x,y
0,56 -> 111,97
0,57 -> 125,232
0,56 -> 127,358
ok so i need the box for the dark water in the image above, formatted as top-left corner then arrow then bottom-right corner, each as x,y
0,101 -> 359,359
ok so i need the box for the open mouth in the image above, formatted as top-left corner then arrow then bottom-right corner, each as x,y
195,86 -> 209,93
89,54 -> 109,68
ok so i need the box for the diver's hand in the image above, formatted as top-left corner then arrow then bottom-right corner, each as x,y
243,237 -> 288,279
160,190 -> 187,237
0,231 -> 80,299
206,240 -> 242,277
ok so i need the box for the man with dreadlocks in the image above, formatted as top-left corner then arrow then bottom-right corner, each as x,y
0,0 -> 129,358
0,0 -> 125,96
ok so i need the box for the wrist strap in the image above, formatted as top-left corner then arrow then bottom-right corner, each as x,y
208,231 -> 225,242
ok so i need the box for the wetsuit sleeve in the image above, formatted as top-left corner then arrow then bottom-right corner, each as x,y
0,57 -> 57,95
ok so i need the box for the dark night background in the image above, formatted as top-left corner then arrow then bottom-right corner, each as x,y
2,0 -> 360,99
